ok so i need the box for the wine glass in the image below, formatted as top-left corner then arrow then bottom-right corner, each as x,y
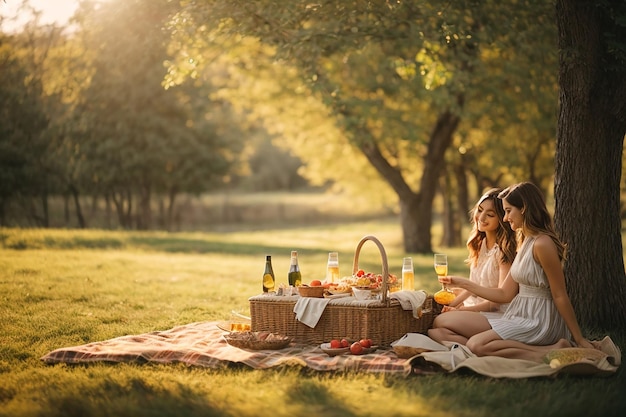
433,253 -> 456,305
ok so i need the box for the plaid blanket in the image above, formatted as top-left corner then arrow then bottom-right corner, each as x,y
41,321 -> 620,378
41,321 -> 413,374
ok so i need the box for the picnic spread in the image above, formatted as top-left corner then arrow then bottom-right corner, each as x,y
41,320 -> 414,374
41,235 -> 622,378
40,320 -> 621,378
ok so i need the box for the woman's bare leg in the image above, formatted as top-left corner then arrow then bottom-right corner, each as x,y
467,330 -> 572,362
428,327 -> 469,345
428,311 -> 492,345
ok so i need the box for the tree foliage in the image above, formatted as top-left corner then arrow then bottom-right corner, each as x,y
0,0 -> 252,230
0,24 -> 57,226
168,0 -> 560,251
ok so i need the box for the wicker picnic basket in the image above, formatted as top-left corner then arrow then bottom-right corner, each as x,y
250,235 -> 440,346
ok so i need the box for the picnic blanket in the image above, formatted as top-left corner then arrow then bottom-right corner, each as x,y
409,336 -> 621,378
41,321 -> 621,379
41,321 -> 412,374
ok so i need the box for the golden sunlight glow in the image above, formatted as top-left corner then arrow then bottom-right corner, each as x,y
1,0 -> 84,30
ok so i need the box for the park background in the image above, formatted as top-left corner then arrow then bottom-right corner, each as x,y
1,1 -> 626,416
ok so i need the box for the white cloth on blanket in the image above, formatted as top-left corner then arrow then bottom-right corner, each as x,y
392,333 -> 449,352
411,336 -> 621,378
293,297 -> 331,328
390,290 -> 427,319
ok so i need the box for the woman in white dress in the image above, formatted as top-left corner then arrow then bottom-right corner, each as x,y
440,188 -> 516,314
428,182 -> 594,362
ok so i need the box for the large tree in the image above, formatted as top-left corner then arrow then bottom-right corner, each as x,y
554,0 -> 626,330
169,0 -> 559,252
68,0 -> 242,230
0,27 -> 57,227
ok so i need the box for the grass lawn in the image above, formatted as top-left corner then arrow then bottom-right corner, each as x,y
0,221 -> 624,417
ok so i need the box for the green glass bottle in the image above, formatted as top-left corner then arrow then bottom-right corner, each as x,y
288,250 -> 302,287
262,255 -> 275,293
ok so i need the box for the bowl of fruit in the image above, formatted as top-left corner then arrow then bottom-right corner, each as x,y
297,280 -> 326,298
320,338 -> 377,356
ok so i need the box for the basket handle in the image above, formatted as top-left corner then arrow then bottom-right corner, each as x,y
352,235 -> 389,304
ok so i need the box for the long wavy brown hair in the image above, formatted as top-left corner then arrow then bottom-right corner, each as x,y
466,188 -> 517,267
498,182 -> 566,261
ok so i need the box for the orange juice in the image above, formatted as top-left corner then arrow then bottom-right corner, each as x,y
326,265 -> 340,283
434,264 -> 448,276
402,270 -> 415,291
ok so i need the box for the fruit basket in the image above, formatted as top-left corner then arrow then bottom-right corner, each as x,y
250,235 -> 440,346
297,285 -> 325,298
223,331 -> 292,350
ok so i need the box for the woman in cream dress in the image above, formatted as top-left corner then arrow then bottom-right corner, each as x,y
428,182 -> 594,362
441,188 -> 516,315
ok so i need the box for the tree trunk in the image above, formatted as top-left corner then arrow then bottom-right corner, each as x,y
126,189 -> 133,229
416,110 -> 461,252
359,141 -> 431,253
137,183 -> 151,230
441,172 -> 462,247
69,184 -> 86,229
91,194 -> 99,214
166,188 -> 178,232
451,164 -> 466,246
40,190 -> 49,228
111,190 -> 132,229
554,0 -> 626,331
105,194 -> 112,229
454,160 -> 470,224
359,109 -> 460,253
63,194 -> 70,225
398,193 -> 422,252
26,195 -> 46,227
158,197 -> 165,230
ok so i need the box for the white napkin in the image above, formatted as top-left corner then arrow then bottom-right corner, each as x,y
293,297 -> 331,328
390,290 -> 427,319
391,332 -> 448,351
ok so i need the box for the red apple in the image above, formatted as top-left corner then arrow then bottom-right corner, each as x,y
350,342 -> 364,355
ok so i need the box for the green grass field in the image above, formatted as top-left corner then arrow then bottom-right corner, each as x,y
1,222 -> 624,417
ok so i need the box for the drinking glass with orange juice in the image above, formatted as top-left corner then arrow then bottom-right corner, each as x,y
402,257 -> 414,291
326,252 -> 340,283
433,254 -> 456,305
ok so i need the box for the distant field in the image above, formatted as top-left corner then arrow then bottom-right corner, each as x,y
1,191 -> 401,231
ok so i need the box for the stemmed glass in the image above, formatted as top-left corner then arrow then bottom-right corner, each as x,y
433,254 -> 456,305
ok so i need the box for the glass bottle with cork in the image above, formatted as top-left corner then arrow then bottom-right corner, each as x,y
288,250 -> 302,288
262,255 -> 275,293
